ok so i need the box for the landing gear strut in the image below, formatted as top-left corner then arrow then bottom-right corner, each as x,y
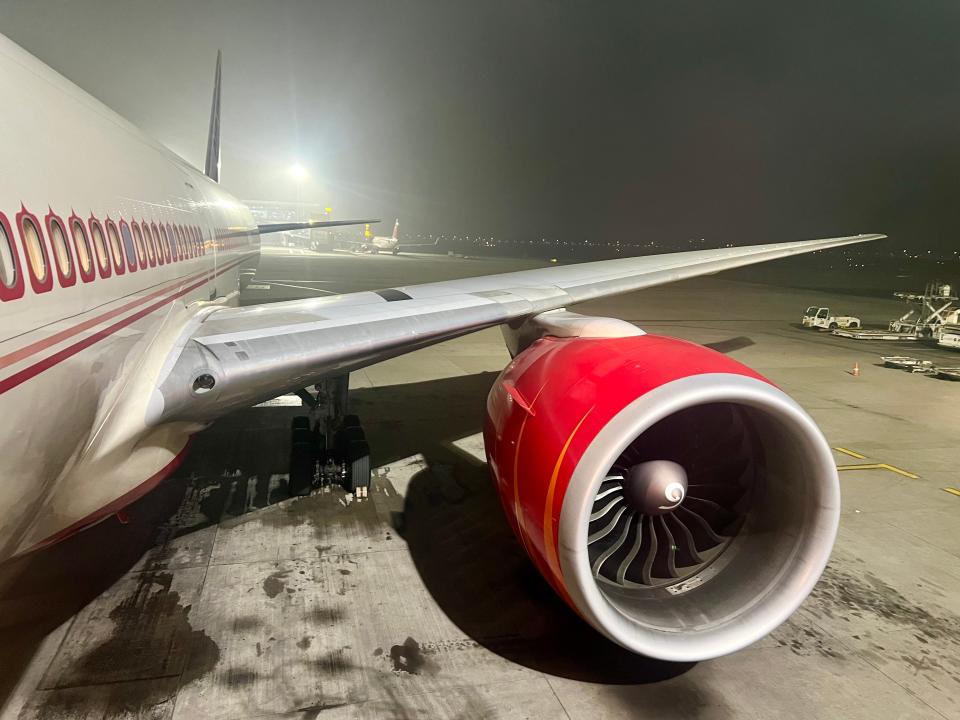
288,374 -> 372,497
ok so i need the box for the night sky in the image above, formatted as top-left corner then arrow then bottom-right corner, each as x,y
2,1 -> 960,251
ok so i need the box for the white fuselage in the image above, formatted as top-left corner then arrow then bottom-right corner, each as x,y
0,35 -> 259,560
368,236 -> 398,251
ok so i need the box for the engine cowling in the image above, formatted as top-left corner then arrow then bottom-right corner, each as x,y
483,333 -> 839,662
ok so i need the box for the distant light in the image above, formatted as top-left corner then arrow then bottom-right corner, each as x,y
289,163 -> 308,181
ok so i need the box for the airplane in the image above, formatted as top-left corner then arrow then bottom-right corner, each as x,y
0,33 -> 884,662
340,219 -> 438,255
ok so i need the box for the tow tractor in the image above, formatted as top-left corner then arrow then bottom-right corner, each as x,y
936,323 -> 960,350
802,306 -> 861,330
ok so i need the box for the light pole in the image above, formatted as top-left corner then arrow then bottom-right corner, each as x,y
289,163 -> 308,222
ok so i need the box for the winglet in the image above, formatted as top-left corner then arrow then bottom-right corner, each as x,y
204,50 -> 222,183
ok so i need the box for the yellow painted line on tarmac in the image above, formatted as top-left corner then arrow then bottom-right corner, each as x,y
833,446 -> 867,460
836,463 -> 920,480
942,487 -> 960,498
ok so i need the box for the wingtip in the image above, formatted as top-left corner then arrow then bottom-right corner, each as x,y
830,233 -> 886,243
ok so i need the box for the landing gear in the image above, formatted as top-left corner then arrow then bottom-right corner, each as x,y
287,374 -> 372,498
288,416 -> 316,495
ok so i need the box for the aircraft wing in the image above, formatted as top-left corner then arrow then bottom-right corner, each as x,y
149,233 -> 882,425
257,218 -> 379,235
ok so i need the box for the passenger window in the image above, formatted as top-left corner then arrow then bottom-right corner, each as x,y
120,222 -> 137,271
162,225 -> 175,261
49,218 -> 74,282
106,221 -> 125,272
135,223 -> 152,266
149,224 -> 163,265
72,220 -> 93,277
21,217 -> 48,284
91,222 -> 110,275
0,221 -> 17,288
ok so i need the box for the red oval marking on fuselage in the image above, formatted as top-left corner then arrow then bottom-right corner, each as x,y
44,210 -> 76,288
0,211 -> 26,302
16,206 -> 53,295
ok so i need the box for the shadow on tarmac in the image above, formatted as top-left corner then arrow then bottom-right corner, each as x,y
0,371 -> 692,710
360,373 -> 695,685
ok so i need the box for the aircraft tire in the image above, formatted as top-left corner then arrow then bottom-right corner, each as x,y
289,444 -> 315,496
288,415 -> 316,495
346,439 -> 371,493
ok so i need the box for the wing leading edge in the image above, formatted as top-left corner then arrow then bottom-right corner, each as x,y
148,233 -> 883,426
257,218 -> 381,235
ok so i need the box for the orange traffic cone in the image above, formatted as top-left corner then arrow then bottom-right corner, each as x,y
851,362 -> 860,377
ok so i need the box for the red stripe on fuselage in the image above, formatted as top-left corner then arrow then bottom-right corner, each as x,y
0,265 -> 213,371
0,254 -> 252,395
24,440 -> 193,554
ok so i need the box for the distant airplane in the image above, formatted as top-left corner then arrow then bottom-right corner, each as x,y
0,33 -> 884,662
341,219 -> 438,255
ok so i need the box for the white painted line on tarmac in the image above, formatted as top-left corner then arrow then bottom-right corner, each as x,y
269,282 -> 337,295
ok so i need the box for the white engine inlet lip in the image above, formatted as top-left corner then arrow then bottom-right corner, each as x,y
557,372 -> 841,662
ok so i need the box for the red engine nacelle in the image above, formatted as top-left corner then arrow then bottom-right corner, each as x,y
484,333 -> 839,661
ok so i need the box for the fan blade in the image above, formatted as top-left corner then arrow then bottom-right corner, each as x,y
653,515 -> 679,578
588,506 -> 627,544
591,511 -> 635,576
616,515 -> 645,584
665,512 -> 705,566
590,495 -> 624,522
640,515 -> 659,585
675,505 -> 725,550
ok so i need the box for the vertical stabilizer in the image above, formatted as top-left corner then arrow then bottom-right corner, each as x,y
392,219 -> 399,240
204,51 -> 222,182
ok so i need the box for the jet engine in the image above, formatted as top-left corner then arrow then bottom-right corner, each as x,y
484,331 -> 839,661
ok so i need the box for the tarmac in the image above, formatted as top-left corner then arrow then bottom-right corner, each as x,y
1,249 -> 959,719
